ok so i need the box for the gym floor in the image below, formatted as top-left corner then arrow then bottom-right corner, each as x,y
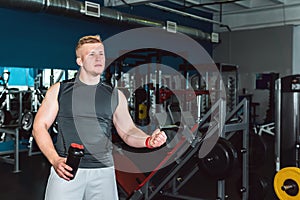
0,149 -> 278,200
0,152 -> 48,200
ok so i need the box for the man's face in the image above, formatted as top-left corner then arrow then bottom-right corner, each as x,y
77,43 -> 105,76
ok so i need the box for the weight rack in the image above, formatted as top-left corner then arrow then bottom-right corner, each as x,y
0,126 -> 24,173
221,98 -> 250,200
0,90 -> 32,172
118,98 -> 250,200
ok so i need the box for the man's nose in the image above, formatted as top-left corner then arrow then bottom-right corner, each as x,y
95,54 -> 102,61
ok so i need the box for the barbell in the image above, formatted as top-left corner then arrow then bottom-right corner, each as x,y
274,167 -> 300,200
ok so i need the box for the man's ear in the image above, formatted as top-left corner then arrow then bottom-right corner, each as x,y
76,57 -> 82,67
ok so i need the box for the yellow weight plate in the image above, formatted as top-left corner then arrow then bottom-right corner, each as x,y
274,167 -> 300,200
138,104 -> 147,120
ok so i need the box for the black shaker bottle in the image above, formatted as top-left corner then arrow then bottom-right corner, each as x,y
66,143 -> 84,180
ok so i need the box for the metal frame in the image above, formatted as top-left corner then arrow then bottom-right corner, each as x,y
275,78 -> 281,172
222,98 -> 250,200
124,98 -> 249,200
0,90 -> 35,172
0,126 -> 22,173
127,99 -> 224,200
275,76 -> 300,170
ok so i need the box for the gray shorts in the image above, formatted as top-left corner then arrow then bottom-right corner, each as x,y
45,166 -> 119,200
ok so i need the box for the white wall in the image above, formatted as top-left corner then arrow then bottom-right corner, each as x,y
213,25 -> 293,123
293,25 -> 300,74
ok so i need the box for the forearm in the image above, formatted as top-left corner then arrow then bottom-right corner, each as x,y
113,90 -> 166,148
120,126 -> 149,148
32,127 -> 60,165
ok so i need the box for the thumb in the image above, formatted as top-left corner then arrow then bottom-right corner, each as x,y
152,128 -> 161,136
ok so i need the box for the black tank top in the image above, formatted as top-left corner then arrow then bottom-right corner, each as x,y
55,76 -> 118,168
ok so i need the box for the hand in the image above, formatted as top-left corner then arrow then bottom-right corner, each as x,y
148,129 -> 167,148
52,156 -> 73,181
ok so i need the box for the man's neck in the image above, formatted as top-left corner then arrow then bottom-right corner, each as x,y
78,73 -> 100,85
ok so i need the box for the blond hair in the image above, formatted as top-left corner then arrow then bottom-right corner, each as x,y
75,35 -> 102,57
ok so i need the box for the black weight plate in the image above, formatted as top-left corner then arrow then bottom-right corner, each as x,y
199,137 -> 238,180
21,111 -> 34,131
249,173 -> 270,200
0,109 -> 12,126
249,132 -> 267,169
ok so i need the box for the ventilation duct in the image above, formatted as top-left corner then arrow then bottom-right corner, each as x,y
0,0 -> 212,41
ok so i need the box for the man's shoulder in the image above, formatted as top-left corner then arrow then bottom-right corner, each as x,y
61,77 -> 76,84
100,81 -> 116,92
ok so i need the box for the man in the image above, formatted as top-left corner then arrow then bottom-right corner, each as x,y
32,35 -> 167,200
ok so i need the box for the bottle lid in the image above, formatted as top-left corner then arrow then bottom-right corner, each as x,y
70,143 -> 84,149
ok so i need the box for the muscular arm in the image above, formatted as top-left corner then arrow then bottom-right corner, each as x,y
32,83 -> 72,180
113,90 -> 167,148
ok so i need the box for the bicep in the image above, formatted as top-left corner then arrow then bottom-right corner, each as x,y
113,90 -> 135,136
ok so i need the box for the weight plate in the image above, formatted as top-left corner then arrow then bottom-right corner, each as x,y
0,109 -> 5,126
199,137 -> 238,180
138,104 -> 147,120
21,111 -> 34,131
0,109 -> 12,126
249,173 -> 270,200
249,132 -> 267,169
274,167 -> 300,200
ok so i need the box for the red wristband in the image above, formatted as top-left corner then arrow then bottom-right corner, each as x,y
145,136 -> 153,149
